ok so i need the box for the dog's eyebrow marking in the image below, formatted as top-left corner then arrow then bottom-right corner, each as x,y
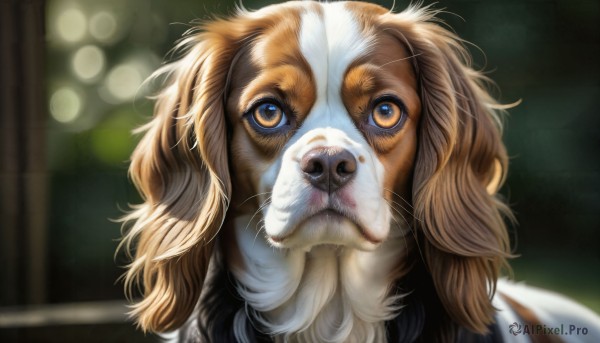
306,134 -> 326,145
238,65 -> 312,114
343,64 -> 378,98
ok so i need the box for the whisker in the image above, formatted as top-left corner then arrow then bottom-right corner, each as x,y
384,199 -> 417,264
383,187 -> 414,210
379,53 -> 422,68
388,211 -> 405,232
402,213 -> 427,266
384,197 -> 426,263
389,199 -> 421,223
383,188 -> 423,224
253,220 -> 265,247
384,198 -> 412,230
244,196 -> 272,234
382,191 -> 418,223
239,191 -> 272,207
388,199 -> 414,218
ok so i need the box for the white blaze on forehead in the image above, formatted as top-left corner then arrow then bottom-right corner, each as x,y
299,2 -> 372,103
258,1 -> 392,248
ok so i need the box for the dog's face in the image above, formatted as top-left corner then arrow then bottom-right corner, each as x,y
121,1 -> 512,336
227,2 -> 419,250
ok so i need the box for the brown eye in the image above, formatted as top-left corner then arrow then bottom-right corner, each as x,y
369,101 -> 403,129
252,102 -> 286,129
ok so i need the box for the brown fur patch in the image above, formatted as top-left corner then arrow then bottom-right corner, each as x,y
341,29 -> 421,204
344,1 -> 389,33
225,7 -> 316,213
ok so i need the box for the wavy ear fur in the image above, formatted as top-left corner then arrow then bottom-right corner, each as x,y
383,7 -> 513,334
119,15 -> 268,332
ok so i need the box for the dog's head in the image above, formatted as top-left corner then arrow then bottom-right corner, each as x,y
121,1 -> 512,336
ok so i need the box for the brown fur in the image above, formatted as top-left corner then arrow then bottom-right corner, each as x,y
119,7 -> 306,332
378,9 -> 514,334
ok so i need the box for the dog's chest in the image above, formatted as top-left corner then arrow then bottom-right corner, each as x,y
229,215 -> 407,343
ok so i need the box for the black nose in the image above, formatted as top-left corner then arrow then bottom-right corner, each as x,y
300,147 -> 357,193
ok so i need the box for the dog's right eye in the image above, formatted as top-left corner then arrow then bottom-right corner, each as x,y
245,100 -> 291,133
253,103 -> 285,128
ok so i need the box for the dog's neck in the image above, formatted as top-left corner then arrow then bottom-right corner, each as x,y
227,215 -> 410,343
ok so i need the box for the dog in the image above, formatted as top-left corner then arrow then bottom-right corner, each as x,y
119,1 -> 600,342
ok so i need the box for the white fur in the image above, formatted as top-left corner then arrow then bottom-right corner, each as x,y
492,289 -> 532,343
261,1 -> 390,250
494,280 -> 600,343
231,215 -> 407,343
230,4 -> 408,342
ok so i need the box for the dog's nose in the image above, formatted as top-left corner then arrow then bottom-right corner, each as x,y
300,147 -> 357,193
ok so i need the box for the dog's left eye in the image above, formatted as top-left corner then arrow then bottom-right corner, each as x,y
250,102 -> 288,130
368,99 -> 405,130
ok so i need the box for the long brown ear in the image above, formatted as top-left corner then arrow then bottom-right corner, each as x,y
383,8 -> 514,334
118,16 -> 260,333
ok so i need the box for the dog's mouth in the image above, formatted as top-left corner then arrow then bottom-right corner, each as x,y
268,207 -> 382,246
315,208 -> 346,220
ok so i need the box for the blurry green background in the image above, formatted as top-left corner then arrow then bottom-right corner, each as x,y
2,0 -> 599,341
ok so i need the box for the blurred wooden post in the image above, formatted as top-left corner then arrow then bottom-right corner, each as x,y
0,0 -> 48,306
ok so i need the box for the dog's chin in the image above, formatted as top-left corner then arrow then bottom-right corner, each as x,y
267,210 -> 384,251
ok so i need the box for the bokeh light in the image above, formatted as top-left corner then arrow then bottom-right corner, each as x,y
102,63 -> 146,103
49,87 -> 82,123
72,45 -> 105,82
55,8 -> 87,43
89,11 -> 118,43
